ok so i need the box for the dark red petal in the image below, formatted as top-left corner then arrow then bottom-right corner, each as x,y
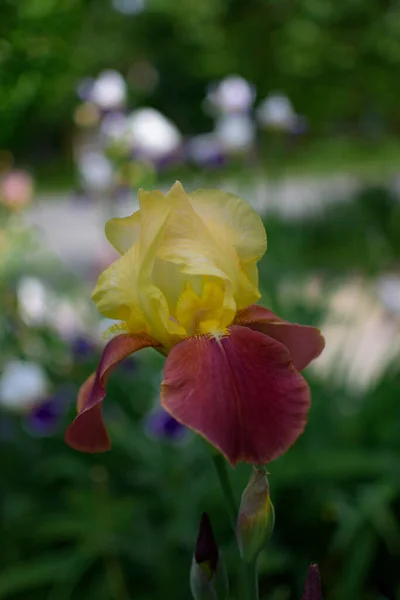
65,333 -> 160,452
235,305 -> 325,371
77,373 -> 96,413
161,326 -> 310,465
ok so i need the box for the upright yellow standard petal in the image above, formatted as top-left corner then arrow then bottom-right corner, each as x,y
93,188 -> 173,346
105,211 -> 141,254
189,189 -> 267,308
158,182 -> 233,281
188,189 -> 267,263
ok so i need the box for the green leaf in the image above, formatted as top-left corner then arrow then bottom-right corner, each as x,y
0,550 -> 91,597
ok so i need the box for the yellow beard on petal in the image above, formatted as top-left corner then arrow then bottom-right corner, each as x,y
101,322 -> 129,340
176,279 -> 236,338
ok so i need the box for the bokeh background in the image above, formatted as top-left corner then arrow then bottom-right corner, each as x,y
1,1 -> 400,599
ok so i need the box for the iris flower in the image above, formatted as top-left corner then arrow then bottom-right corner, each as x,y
65,182 -> 324,465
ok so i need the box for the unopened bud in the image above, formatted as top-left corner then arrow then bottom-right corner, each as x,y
237,468 -> 275,562
190,513 -> 228,600
301,564 -> 322,600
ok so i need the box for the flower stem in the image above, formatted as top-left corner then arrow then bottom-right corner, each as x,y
210,450 -> 237,529
243,561 -> 259,600
209,449 -> 259,600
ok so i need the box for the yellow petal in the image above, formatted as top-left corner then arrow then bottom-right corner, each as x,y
93,182 -> 266,348
104,186 -> 165,255
235,262 -> 261,309
93,187 -> 174,346
188,189 -> 267,264
152,257 -> 196,313
176,279 -> 236,336
158,182 -> 236,282
105,211 -> 141,254
188,189 -> 266,307
137,188 -> 169,255
92,245 -> 144,325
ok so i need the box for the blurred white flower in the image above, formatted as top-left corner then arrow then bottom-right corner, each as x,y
314,278 -> 400,395
52,299 -> 82,338
207,76 -> 255,115
17,277 -> 49,325
377,275 -> 400,314
90,70 -> 127,111
77,150 -> 114,192
0,361 -> 48,412
126,108 -> 182,161
256,93 -> 297,130
215,113 -> 255,153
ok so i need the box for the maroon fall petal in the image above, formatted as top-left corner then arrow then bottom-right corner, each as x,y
161,325 -> 310,465
65,333 -> 160,452
235,305 -> 325,371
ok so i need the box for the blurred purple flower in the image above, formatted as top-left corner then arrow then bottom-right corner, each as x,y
186,134 -> 226,169
290,115 -> 308,136
71,336 -> 97,362
25,387 -> 74,437
151,150 -> 183,171
145,407 -> 187,442
27,399 -> 62,436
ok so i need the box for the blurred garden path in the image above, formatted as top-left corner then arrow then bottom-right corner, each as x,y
28,171 -> 400,271
27,175 -> 392,266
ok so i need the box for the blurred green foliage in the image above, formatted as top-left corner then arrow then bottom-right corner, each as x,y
2,0 -> 400,160
2,186 -> 400,599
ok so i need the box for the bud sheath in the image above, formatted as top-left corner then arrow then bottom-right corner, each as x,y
237,468 -> 275,563
301,564 -> 322,600
190,513 -> 228,600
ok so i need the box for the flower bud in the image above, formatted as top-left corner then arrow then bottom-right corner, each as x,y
237,468 -> 275,562
190,513 -> 228,600
301,564 -> 322,600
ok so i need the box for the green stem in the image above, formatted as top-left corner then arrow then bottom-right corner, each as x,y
243,561 -> 259,600
210,451 -> 238,529
209,449 -> 259,600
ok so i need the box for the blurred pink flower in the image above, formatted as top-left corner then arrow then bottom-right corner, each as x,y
0,170 -> 34,210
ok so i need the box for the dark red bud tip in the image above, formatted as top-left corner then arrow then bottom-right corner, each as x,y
302,564 -> 322,600
195,513 -> 219,574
